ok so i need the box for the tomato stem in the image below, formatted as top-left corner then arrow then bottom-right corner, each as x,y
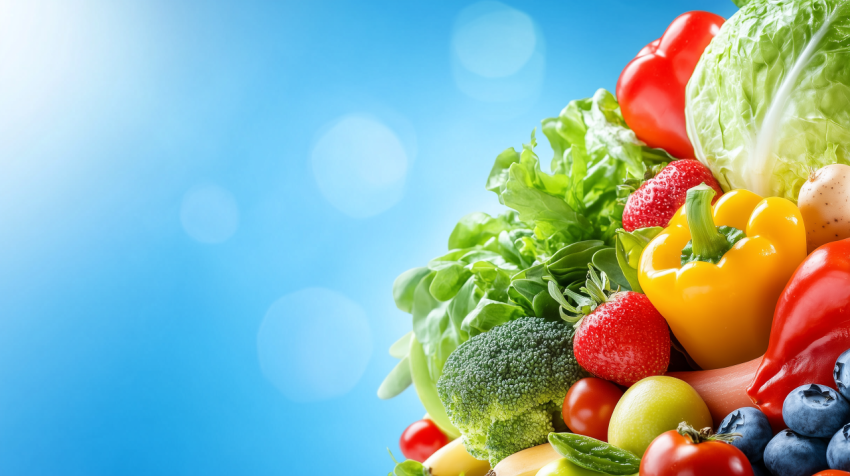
677,421 -> 741,444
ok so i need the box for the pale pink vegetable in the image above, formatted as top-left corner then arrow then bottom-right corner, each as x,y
798,164 -> 850,253
667,356 -> 762,426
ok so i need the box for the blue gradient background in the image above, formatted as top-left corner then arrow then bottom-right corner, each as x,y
0,0 -> 737,474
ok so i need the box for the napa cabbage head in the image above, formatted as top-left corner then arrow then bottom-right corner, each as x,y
686,0 -> 850,202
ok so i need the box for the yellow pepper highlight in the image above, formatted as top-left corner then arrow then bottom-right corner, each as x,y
638,189 -> 806,370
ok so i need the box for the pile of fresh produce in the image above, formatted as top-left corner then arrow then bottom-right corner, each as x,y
380,1 -> 850,475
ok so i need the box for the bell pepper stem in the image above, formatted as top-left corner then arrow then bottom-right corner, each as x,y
685,184 -> 729,261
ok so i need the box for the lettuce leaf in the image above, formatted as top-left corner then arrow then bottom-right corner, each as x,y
490,89 -> 671,246
686,0 -> 850,201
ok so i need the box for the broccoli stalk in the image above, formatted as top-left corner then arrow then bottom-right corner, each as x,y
436,317 -> 586,466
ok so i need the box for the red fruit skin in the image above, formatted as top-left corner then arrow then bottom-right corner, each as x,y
573,291 -> 670,387
748,239 -> 850,432
399,419 -> 449,462
640,429 -> 754,476
622,159 -> 723,232
562,377 -> 623,442
617,11 -> 725,159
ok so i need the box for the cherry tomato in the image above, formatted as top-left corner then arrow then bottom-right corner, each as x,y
814,472 -> 850,476
562,377 -> 623,442
640,428 -> 753,476
399,419 -> 449,462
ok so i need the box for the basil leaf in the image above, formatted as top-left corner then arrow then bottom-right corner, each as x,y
388,450 -> 432,476
393,267 -> 432,313
447,277 -> 481,332
546,240 -> 610,291
592,248 -> 630,291
391,460 -> 430,476
430,264 -> 473,301
548,433 -> 640,475
532,290 -> 561,320
461,299 -> 526,337
508,278 -> 547,314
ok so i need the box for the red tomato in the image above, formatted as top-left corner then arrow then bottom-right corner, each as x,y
617,11 -> 725,159
399,419 -> 449,462
562,378 -> 623,442
640,429 -> 753,476
814,472 -> 850,476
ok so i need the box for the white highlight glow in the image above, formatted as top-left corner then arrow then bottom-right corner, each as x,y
453,3 -> 536,78
451,1 -> 545,104
311,115 -> 408,218
180,184 -> 239,244
257,288 -> 373,402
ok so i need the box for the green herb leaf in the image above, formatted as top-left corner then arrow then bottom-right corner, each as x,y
389,332 -> 413,359
448,211 -> 521,250
591,248 -> 630,291
531,290 -> 561,320
387,449 -> 432,476
393,267 -> 432,313
377,356 -> 412,399
615,227 -> 662,293
548,433 -> 641,475
430,264 -> 473,302
461,299 -> 526,337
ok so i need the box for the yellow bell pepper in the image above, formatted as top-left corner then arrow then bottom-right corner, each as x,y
638,184 -> 806,370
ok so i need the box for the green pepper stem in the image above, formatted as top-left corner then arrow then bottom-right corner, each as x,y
685,184 -> 728,261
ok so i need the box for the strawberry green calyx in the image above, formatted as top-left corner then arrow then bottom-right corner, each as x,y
681,183 -> 745,265
676,421 -> 741,445
548,266 -> 617,327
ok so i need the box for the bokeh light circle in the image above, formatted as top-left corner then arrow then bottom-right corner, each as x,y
451,1 -> 546,105
453,3 -> 536,78
311,115 -> 408,218
180,183 -> 239,244
257,288 -> 373,402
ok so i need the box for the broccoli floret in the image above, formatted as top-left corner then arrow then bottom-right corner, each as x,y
436,316 -> 586,467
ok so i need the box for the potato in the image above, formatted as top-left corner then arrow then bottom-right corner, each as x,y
798,163 -> 850,253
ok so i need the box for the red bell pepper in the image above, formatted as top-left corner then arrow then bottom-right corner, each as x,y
616,11 -> 724,159
748,239 -> 850,432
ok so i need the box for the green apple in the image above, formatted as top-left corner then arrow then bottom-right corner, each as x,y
608,375 -> 711,457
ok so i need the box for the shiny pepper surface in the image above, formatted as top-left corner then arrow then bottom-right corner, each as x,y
749,239 -> 850,431
638,188 -> 806,370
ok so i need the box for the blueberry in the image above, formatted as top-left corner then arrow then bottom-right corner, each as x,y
828,423 -> 850,470
835,349 -> 850,401
718,407 -> 773,462
783,383 -> 850,438
750,460 -> 768,476
764,429 -> 829,476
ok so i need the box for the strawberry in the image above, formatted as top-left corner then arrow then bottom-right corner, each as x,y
550,267 -> 670,386
622,159 -> 723,231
